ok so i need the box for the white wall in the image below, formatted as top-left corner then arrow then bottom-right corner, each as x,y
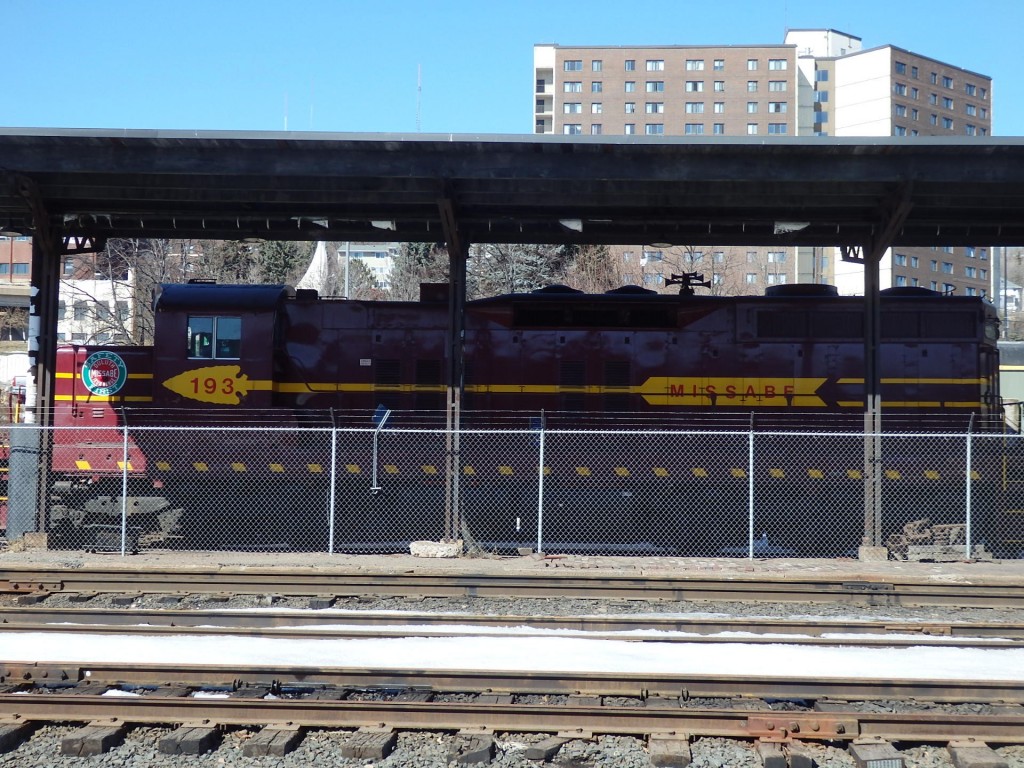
833,48 -> 893,137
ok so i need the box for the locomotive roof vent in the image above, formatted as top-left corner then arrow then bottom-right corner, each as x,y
764,283 -> 839,298
295,288 -> 319,301
605,285 -> 657,295
880,286 -> 943,297
532,284 -> 584,294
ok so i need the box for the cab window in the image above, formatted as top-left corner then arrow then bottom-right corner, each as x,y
187,316 -> 241,359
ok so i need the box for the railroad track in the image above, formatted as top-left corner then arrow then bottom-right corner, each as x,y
3,565 -> 1024,607
1,607 -> 1023,647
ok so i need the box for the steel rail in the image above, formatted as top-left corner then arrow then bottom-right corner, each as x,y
0,691 -> 1021,743
0,611 -> 1021,648
3,663 -> 1021,705
3,567 -> 1024,607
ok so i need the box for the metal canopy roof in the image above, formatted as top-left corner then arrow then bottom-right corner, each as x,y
2,129 -> 1024,250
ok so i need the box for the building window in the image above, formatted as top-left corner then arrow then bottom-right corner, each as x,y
646,81 -> 665,92
893,83 -> 907,96
814,91 -> 829,103
942,96 -> 954,109
714,80 -> 725,92
746,123 -> 758,135
929,93 -> 938,105
625,59 -> 635,71
769,80 -> 787,92
747,80 -> 758,92
747,59 -> 758,70
966,266 -> 977,278
767,251 -> 786,263
895,275 -> 908,287
942,117 -> 953,129
625,81 -> 636,92
980,87 -> 988,99
563,124 -> 582,134
564,82 -> 582,93
684,123 -> 705,135
745,273 -> 758,284
591,81 -> 603,93
911,66 -> 919,79
564,60 -> 583,71
746,251 -> 757,263
12,263 -> 29,275
980,248 -> 988,260
895,61 -> 907,74
768,102 -> 787,113
930,260 -> 938,272
768,123 -> 787,134
564,103 -> 582,114
591,124 -> 602,135
768,58 -> 787,70
683,81 -> 702,92
894,125 -> 908,136
592,60 -> 602,72
645,123 -> 664,135
911,256 -> 919,268
645,102 -> 664,113
930,72 -> 938,84
685,102 -> 704,114
911,108 -> 919,120
894,104 -> 907,117
686,59 -> 705,71
713,59 -> 725,71
56,299 -> 65,318
646,59 -> 664,71
894,254 -> 907,267
980,107 -> 988,119
713,123 -> 725,134
815,69 -> 829,82
942,262 -> 954,274
713,102 -> 724,113
63,257 -> 75,275
625,102 -> 636,113
746,101 -> 758,113
73,301 -> 88,320
966,104 -> 976,116
624,123 -> 635,135
942,75 -> 953,88
965,124 -> 977,136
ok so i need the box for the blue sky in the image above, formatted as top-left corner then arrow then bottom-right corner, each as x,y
8,0 -> 1023,135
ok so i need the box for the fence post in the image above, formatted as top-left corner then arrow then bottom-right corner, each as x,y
965,426 -> 974,559
747,419 -> 755,560
328,413 -> 338,555
120,422 -> 129,557
536,414 -> 546,554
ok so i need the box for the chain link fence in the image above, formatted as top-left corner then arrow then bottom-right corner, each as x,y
4,418 -> 1024,559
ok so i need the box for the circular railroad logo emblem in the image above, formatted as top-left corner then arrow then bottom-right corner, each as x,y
81,351 -> 128,396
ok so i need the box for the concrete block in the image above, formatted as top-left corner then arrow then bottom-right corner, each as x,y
756,741 -> 786,768
849,740 -> 904,768
524,736 -> 570,761
858,546 -> 890,561
649,734 -> 691,767
410,539 -> 463,557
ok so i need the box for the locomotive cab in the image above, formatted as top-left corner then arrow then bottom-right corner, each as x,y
151,283 -> 294,410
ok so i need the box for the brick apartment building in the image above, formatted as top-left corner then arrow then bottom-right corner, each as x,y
534,29 -> 993,297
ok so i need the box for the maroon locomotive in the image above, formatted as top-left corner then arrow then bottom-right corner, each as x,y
38,280 -> 1006,554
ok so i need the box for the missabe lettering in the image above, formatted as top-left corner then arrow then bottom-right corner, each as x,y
668,383 -> 797,398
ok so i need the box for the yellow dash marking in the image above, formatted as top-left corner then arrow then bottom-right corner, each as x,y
614,467 -> 630,477
654,467 -> 669,478
463,466 -> 475,475
885,469 -> 901,480
543,466 -> 552,475
847,469 -> 862,479
924,470 -> 940,480
193,462 -> 208,472
769,468 -> 785,479
75,460 -> 91,470
384,464 -> 399,475
269,463 -> 285,473
498,466 -> 514,476
231,463 -> 246,472
692,468 -> 707,478
116,461 -> 134,471
156,461 -> 171,471
422,465 -> 437,475
970,470 -> 981,480
576,467 -> 591,476
730,468 -> 746,479
307,464 -> 323,473
346,464 -> 361,474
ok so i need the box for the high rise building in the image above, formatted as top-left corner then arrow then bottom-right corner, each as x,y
533,31 -> 993,297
